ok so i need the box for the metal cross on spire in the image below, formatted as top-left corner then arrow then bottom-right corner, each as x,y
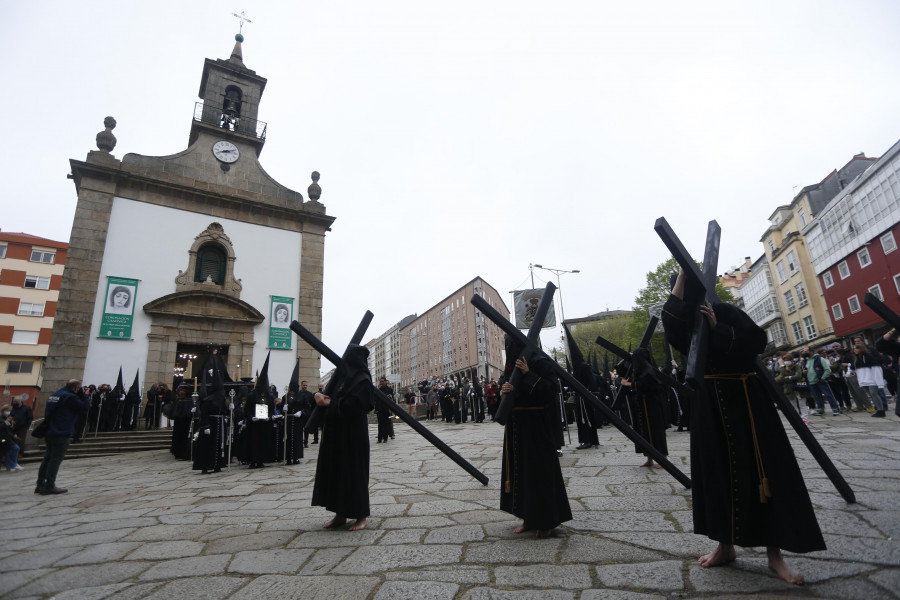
232,11 -> 253,34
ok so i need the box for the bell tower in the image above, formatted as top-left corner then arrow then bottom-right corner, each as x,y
189,33 -> 268,157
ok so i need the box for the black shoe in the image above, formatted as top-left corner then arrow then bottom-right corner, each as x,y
213,468 -> 221,473
872,410 -> 886,418
248,464 -> 258,469
34,486 -> 46,495
304,443 -> 309,448
575,443 -> 592,450
45,487 -> 68,494
312,440 -> 318,444
201,470 -> 210,475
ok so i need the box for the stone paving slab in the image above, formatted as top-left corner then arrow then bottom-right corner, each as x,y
2,414 -> 899,598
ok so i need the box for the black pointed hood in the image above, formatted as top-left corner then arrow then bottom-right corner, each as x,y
254,351 -> 272,400
288,358 -> 300,393
126,369 -> 140,403
114,366 -> 124,395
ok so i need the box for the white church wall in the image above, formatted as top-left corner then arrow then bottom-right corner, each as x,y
82,197 -> 302,389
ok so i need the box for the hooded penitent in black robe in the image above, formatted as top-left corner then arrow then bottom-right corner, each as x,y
573,363 -> 600,447
312,344 -> 375,520
662,293 -> 825,553
499,344 -> 572,531
626,347 -> 669,457
375,384 -> 393,443
192,389 -> 227,472
282,391 -> 305,464
171,392 -> 195,460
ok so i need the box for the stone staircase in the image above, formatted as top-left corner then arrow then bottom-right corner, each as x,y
21,429 -> 171,464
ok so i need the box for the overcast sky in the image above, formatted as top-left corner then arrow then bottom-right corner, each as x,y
5,1 -> 900,372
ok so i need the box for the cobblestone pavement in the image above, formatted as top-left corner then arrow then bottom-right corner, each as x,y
2,410 -> 899,599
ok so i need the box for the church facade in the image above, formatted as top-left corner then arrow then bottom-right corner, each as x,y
42,36 -> 333,410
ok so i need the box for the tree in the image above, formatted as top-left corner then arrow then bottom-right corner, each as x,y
628,258 -> 736,365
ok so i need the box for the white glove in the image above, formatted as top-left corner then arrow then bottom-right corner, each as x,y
228,404 -> 235,411
237,421 -> 244,426
251,417 -> 259,422
274,414 -> 284,420
203,428 -> 211,435
190,407 -> 197,413
294,411 -> 303,418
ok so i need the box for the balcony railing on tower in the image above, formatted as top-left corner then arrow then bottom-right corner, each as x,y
193,102 -> 267,140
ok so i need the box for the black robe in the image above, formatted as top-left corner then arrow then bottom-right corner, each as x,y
499,353 -> 572,530
245,398 -> 275,465
192,391 -> 227,472
311,355 -> 375,519
375,385 -> 394,442
282,393 -> 305,463
171,398 -> 194,460
573,364 -> 599,447
662,294 -> 825,553
628,349 -> 668,457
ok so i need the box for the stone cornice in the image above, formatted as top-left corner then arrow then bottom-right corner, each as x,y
143,290 -> 265,324
69,158 -> 335,233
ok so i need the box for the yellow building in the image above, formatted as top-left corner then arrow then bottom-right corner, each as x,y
760,154 -> 875,351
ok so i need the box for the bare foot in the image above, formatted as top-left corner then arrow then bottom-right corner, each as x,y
535,529 -> 552,538
698,543 -> 736,568
513,523 -> 531,534
653,464 -> 663,469
348,518 -> 367,531
323,516 -> 346,529
640,459 -> 653,467
767,547 -> 804,585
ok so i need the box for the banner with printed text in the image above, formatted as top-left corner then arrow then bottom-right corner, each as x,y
269,296 -> 294,350
513,288 -> 557,330
99,276 -> 140,339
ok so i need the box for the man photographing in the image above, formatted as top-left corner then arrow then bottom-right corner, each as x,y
35,379 -> 90,495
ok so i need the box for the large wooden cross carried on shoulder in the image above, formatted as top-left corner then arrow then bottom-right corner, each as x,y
654,216 -> 855,503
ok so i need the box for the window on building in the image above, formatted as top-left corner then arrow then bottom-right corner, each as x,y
838,260 -> 850,279
194,244 -> 226,285
848,295 -> 861,314
770,321 -> 787,346
823,271 -> 834,288
767,239 -> 775,254
11,330 -> 40,345
0,245 -> 6,258
6,361 -> 33,374
786,250 -> 799,275
783,290 -> 796,313
798,208 -> 808,227
868,284 -> 883,302
857,247 -> 872,269
791,321 -> 804,343
17,302 -> 45,317
795,282 -> 808,308
803,315 -> 817,339
776,260 -> 788,284
895,273 -> 900,295
29,250 -> 55,264
24,275 -> 51,290
832,303 -> 844,321
881,231 -> 897,255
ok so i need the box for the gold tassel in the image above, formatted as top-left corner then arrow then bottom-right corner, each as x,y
762,477 -> 771,498
505,480 -> 511,493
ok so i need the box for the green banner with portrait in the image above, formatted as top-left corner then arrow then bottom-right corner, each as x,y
269,296 -> 294,350
99,276 -> 140,339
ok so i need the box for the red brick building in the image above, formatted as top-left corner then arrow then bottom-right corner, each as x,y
0,232 -> 68,411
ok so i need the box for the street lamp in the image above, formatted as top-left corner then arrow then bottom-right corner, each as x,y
532,265 -> 580,324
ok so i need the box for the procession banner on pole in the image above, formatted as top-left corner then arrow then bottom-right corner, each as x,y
99,276 -> 139,339
512,289 -> 557,330
269,296 -> 294,349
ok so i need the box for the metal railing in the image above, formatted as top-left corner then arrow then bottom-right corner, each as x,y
193,102 -> 267,140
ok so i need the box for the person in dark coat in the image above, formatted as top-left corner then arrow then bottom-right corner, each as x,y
312,344 -> 375,531
375,377 -> 393,443
245,354 -> 276,469
35,379 -> 90,494
193,354 -> 228,474
170,386 -> 194,460
662,268 -> 824,585
499,337 -> 572,538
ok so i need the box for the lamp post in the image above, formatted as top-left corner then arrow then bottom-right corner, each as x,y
532,264 -> 580,325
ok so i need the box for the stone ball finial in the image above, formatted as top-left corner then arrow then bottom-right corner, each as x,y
96,116 -> 117,153
235,33 -> 244,43
308,171 -> 322,201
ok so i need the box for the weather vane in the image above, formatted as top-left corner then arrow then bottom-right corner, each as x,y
232,11 -> 253,34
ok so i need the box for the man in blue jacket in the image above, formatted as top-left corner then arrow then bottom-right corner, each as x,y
35,379 -> 89,495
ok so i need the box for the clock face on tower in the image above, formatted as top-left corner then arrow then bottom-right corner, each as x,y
212,140 -> 240,163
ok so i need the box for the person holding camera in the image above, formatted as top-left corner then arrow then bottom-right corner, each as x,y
35,379 -> 90,495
